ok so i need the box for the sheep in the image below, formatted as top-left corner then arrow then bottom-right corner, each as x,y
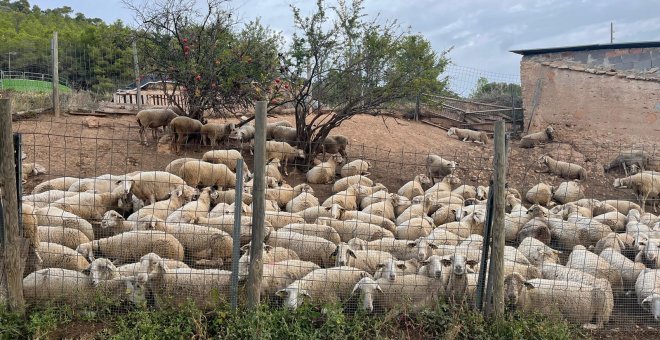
264,211 -> 307,229
437,211 -> 486,239
200,123 -> 230,147
120,171 -> 186,205
67,174 -> 126,193
201,149 -> 251,176
280,223 -> 342,245
286,189 -> 319,214
442,254 -> 479,303
452,185 -> 478,200
322,184 -> 369,211
447,127 -> 488,144
517,237 -> 561,267
360,190 -> 389,210
426,228 -> 462,247
320,134 -> 349,159
425,174 -> 462,195
265,121 -> 293,139
32,177 -> 79,194
128,184 -> 197,221
504,273 -> 612,329
593,212 -> 627,232
265,230 -> 337,267
164,157 -> 198,177
525,183 -> 554,206
265,183 -> 311,208
599,248 -> 646,290
299,203 -> 345,222
395,217 -> 434,240
307,154 -> 343,184
373,258 -> 421,280
237,244 -> 301,280
519,126 -> 554,148
136,108 -> 179,145
332,175 -> 373,193
228,123 -> 256,151
257,260 -> 322,298
21,203 -> 40,250
33,206 -> 94,240
603,149 -> 650,176
161,222 -> 233,267
351,274 -> 441,313
117,258 -> 189,277
517,212 -> 552,246
340,159 -> 371,177
38,226 -> 90,251
169,116 -> 204,154
39,242 -> 90,271
593,232 -> 631,255
76,230 -> 184,263
430,205 -> 460,227
265,141 -> 305,176
536,155 -> 587,181
23,190 -> 80,208
361,193 -> 400,221
635,238 -> 660,269
566,214 -> 614,247
362,237 -> 428,262
214,189 -> 253,206
21,162 -> 47,183
641,212 -> 660,226
138,253 -> 231,309
426,155 -> 457,183
331,243 -> 396,274
553,181 -> 585,204
165,187 -> 217,223
565,245 -> 624,293
270,125 -> 297,143
613,172 -> 660,212
539,263 -> 599,286
275,266 -> 370,310
50,185 -> 125,221
100,211 -> 166,236
315,217 -> 394,242
265,158 -> 283,182
398,174 -> 432,200
179,160 -> 237,189
194,215 -> 270,246
635,269 -> 660,320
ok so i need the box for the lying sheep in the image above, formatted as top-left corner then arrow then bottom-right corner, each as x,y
169,116 -> 205,154
281,223 -> 342,245
635,269 -> 660,321
361,193 -> 400,221
117,258 -> 189,277
395,217 -> 434,240
271,125 -> 297,143
165,187 -> 217,223
331,243 -> 395,274
195,215 -> 270,246
68,174 -> 126,193
276,266 -> 370,310
38,226 -> 90,251
32,177 -> 79,194
425,174 -> 462,195
136,108 -> 179,145
237,244 -> 300,280
202,149 -> 251,176
599,248 -> 646,290
340,210 -> 396,233
613,172 -> 660,213
593,232 -> 632,255
307,154 -> 343,184
286,189 -> 319,213
265,159 -> 283,182
340,159 -> 371,177
504,273 -> 612,329
537,155 -> 587,181
265,230 -> 337,267
332,175 -> 373,193
447,127 -> 488,144
603,149 -> 650,176
373,258 -> 420,281
21,163 -> 47,183
525,183 -> 554,206
299,204 -> 345,223
593,212 -> 627,232
200,123 -> 230,147
320,135 -> 349,159
179,160 -> 237,189
76,230 -> 184,263
266,183 -> 313,208
50,186 -> 125,221
635,238 -> 660,269
265,141 -> 305,176
426,155 -> 457,184
437,211 -> 485,239
257,260 -> 321,298
128,184 -> 197,221
101,211 -> 166,236
164,157 -> 198,177
519,126 -> 554,148
265,211 -> 307,229
566,245 -> 624,293
352,274 -> 441,313
121,171 -> 187,205
162,222 -> 232,267
39,242 -> 90,271
316,217 -> 394,242
23,190 -> 80,208
398,174 -> 432,200
517,237 -> 561,267
364,238 -> 430,262
553,181 -> 585,204
34,206 -> 94,240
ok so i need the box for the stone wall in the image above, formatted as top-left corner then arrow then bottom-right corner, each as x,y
527,47 -> 660,73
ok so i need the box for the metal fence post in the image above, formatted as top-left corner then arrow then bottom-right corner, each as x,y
230,159 -> 244,310
475,179 -> 494,311
246,101 -> 267,309
52,31 -> 60,117
0,98 -> 25,313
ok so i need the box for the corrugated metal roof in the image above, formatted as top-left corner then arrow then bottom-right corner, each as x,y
510,41 -> 660,55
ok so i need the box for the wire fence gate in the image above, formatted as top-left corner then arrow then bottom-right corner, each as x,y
1,95 -> 660,331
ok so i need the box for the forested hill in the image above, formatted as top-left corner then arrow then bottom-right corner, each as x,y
0,0 -> 135,92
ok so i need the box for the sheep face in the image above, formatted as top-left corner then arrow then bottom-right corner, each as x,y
139,252 -> 165,275
88,258 -> 119,285
347,238 -> 367,250
421,255 -> 448,279
101,210 -> 124,230
329,204 -> 345,220
31,163 -> 47,175
276,287 -> 310,310
545,126 -> 554,140
407,237 -> 438,261
504,272 -> 529,309
351,277 -> 382,313
627,209 -> 641,222
417,174 -> 432,186
375,259 -> 408,281
441,254 -> 476,276
332,243 -> 356,267
641,294 -> 660,321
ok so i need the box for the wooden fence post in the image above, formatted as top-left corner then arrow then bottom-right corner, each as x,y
246,101 -> 267,309
485,120 -> 506,318
0,98 -> 26,314
132,40 -> 142,110
51,32 -> 59,117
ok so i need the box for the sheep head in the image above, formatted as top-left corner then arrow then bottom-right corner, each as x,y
351,277 -> 382,313
407,237 -> 439,261
545,126 -> 555,140
421,255 -> 448,279
100,210 -> 124,229
504,272 -> 531,309
642,293 -> 660,321
375,258 -> 408,281
276,287 -> 310,310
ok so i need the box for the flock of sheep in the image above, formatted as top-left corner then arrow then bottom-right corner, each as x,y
15,108 -> 660,329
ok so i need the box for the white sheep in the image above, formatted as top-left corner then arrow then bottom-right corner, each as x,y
426,155 -> 457,183
519,126 -> 554,148
613,172 -> 660,213
340,210 -> 396,232
351,274 -> 441,313
120,171 -> 187,205
437,211 -> 486,239
322,184 -> 369,211
425,174 -> 462,195
398,174 -> 432,200
315,217 -> 394,242
164,157 -> 198,177
362,193 -> 400,221
447,127 -> 488,144
525,183 -> 554,206
635,238 -> 660,269
517,237 -> 561,267
49,187 -> 125,222
373,258 -> 420,281
201,149 -> 251,176
285,189 -> 319,214
331,243 -> 395,274
136,108 -> 179,145
128,184 -> 197,221
505,273 -> 613,329
117,258 -> 189,277
22,190 -> 79,209
275,266 -> 370,310
39,242 -> 90,271
32,177 -> 80,194
364,237 -> 431,262
280,223 -> 342,245
332,175 -> 373,193
265,230 -> 337,267
67,174 -> 125,193
100,211 -> 166,236
635,269 -> 660,321
307,154 -> 343,184
536,155 -> 587,181
21,162 -> 47,183
179,160 -> 238,189
237,244 -> 300,280
265,121 -> 293,139
34,206 -> 94,240
265,158 -> 283,182
442,254 -> 479,303
258,260 -> 321,298
200,123 -> 230,147
265,141 -> 305,176
340,159 -> 371,177
162,222 -> 232,267
264,211 -> 307,229
76,230 -> 184,263
169,116 -> 204,154
395,217 -> 434,240
194,215 -> 270,246
38,226 -> 90,251
265,183 -> 312,208
565,245 -> 624,293
599,248 -> 646,290
165,187 -> 217,223
553,181 -> 585,204
601,200 -> 642,215
593,211 -> 627,232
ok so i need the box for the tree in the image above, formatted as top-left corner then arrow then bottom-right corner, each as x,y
274,0 -> 449,167
125,0 -> 283,120
470,77 -> 522,108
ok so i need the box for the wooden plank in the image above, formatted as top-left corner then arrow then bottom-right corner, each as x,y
67,111 -> 107,117
421,119 -> 448,130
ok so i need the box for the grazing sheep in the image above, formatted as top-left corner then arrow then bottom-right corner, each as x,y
200,123 -> 230,147
38,226 -> 90,251
331,243 -> 395,274
128,184 -> 197,221
228,123 -> 256,150
180,160 -> 237,189
340,159 -> 371,177
635,269 -> 660,320
76,230 -> 184,263
332,175 -> 374,193
525,183 -> 554,206
136,108 -> 179,145
447,127 -> 488,144
603,149 -> 650,176
265,230 -> 337,267
316,217 -> 394,242
553,181 -> 585,204
39,242 -> 90,271
307,154 -> 343,184
202,149 -> 250,175
286,189 -> 319,214
164,157 -> 198,177
519,126 -> 554,148
32,177 -> 79,194
426,155 -> 457,183
537,155 -> 587,181
169,116 -> 205,154
265,141 -> 305,176
21,163 -> 47,183
120,171 -> 187,205
398,174 -> 432,200
320,135 -> 349,159
34,206 -> 94,241
566,245 -> 624,292
613,172 -> 660,213
504,273 -> 612,329
276,266 -> 370,310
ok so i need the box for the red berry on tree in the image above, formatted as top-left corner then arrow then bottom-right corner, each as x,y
195,75 -> 202,81
275,78 -> 281,84
183,38 -> 188,43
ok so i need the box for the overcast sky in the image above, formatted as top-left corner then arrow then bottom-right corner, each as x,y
32,0 -> 660,91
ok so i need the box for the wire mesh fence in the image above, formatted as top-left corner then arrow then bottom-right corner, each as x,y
3,110 -> 659,329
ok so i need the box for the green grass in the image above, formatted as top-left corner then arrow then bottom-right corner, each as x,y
1,79 -> 71,93
0,300 -> 588,340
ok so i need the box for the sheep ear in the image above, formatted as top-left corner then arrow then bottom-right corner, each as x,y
300,290 -> 311,298
440,259 -> 452,266
523,282 -> 535,290
642,295 -> 654,308
376,263 -> 385,268
406,241 -> 417,248
396,263 -> 407,270
348,249 -> 358,259
329,247 -> 338,258
375,284 -> 383,293
351,283 -> 362,295
466,260 -> 478,267
428,243 -> 439,249
275,289 -> 288,298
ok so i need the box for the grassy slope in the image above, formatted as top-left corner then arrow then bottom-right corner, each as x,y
1,79 -> 71,93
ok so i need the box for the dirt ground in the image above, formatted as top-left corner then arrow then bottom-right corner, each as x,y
10,111 -> 660,334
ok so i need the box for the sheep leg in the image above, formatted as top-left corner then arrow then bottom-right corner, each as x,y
283,157 -> 289,176
622,163 -> 629,176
